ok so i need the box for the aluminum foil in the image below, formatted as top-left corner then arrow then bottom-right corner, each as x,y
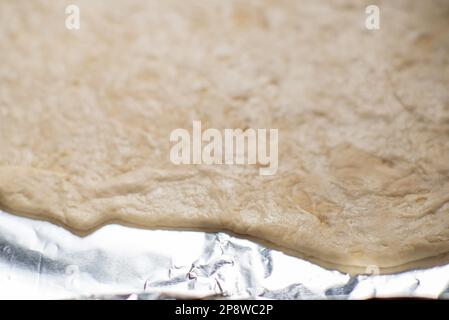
0,209 -> 448,300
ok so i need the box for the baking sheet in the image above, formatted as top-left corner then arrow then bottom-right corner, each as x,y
0,209 -> 448,299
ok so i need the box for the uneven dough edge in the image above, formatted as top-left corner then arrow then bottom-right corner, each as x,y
1,165 -> 449,273
1,0 -> 449,275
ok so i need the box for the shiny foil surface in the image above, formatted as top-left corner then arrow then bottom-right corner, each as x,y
0,209 -> 448,300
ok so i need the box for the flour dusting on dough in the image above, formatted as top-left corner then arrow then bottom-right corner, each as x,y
0,0 -> 449,269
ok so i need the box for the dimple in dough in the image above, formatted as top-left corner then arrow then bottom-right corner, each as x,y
0,0 -> 449,272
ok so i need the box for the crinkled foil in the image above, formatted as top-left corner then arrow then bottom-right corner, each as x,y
0,209 -> 448,300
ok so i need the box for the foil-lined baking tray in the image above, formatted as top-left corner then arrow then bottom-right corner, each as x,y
0,209 -> 448,299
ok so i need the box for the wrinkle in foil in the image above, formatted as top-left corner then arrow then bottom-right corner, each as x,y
0,209 -> 448,299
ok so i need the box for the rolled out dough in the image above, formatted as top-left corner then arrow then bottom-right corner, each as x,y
1,0 -> 449,271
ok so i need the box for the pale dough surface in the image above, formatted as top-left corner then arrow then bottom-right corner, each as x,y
0,0 -> 449,270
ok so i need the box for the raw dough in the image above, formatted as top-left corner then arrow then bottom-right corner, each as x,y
0,0 -> 448,271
